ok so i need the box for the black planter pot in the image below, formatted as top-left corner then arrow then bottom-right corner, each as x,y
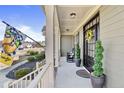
75,59 -> 81,67
90,74 -> 105,88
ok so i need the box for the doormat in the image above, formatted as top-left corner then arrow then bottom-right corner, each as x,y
76,69 -> 90,78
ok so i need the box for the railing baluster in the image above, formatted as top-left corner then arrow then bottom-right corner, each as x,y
20,80 -> 22,88
47,69 -> 50,88
16,82 -> 19,88
44,71 -> 47,87
14,84 -> 16,88
23,78 -> 25,87
46,69 -> 49,87
5,60 -> 54,88
42,77 -> 44,88
26,76 -> 28,87
38,82 -> 41,88
39,79 -> 42,88
27,62 -> 51,88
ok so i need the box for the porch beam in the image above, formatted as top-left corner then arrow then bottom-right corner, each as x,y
73,5 -> 101,35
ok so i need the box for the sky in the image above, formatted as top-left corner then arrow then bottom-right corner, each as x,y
0,5 -> 46,42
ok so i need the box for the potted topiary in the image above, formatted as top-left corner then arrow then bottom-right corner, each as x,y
91,40 -> 105,88
75,43 -> 81,67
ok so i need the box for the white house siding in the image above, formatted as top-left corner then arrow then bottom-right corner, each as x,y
73,28 -> 83,65
100,5 -> 124,87
61,35 -> 73,56
79,28 -> 83,65
79,29 -> 83,65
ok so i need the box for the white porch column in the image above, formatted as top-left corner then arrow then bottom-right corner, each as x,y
54,26 -> 61,67
54,7 -> 61,67
44,5 -> 54,87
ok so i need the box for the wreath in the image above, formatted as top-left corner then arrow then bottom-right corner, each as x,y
86,30 -> 93,42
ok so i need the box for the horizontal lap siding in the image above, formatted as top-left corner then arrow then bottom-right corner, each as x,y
79,30 -> 83,65
100,6 -> 124,87
61,35 -> 73,56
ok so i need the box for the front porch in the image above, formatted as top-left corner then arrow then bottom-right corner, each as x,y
5,5 -> 124,88
5,5 -> 97,88
5,57 -> 92,88
55,57 -> 92,88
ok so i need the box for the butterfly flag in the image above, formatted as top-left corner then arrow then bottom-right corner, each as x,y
0,25 -> 27,66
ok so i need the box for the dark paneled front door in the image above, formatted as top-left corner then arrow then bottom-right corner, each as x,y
83,13 -> 99,72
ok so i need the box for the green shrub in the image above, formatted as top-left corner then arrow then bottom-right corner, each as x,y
27,51 -> 45,62
30,51 -> 38,55
27,51 -> 39,56
75,44 -> 80,59
27,56 -> 36,62
40,51 -> 45,59
35,53 -> 45,61
35,54 -> 42,61
15,68 -> 32,79
27,50 -> 31,54
93,40 -> 104,77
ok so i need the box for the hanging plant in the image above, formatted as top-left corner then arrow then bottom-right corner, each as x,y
86,29 -> 93,42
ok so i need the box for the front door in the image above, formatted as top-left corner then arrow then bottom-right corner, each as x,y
83,13 -> 99,72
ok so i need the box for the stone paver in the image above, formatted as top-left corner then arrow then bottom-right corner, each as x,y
55,57 -> 92,88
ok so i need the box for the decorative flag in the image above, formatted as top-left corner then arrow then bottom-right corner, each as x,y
0,52 -> 13,66
0,25 -> 26,66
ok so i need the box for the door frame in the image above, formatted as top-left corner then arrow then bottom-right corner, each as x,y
83,12 -> 100,72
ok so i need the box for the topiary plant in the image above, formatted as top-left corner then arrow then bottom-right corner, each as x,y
76,43 -> 80,59
93,40 -> 104,77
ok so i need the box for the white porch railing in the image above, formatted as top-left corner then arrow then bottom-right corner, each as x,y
5,59 -> 53,88
28,62 -> 52,88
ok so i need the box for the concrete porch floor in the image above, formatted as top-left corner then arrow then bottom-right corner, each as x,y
55,57 -> 92,88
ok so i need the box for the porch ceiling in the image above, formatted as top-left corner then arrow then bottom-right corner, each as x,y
56,5 -> 96,35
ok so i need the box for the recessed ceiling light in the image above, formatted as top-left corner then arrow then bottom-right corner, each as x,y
70,12 -> 76,18
66,29 -> 69,31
